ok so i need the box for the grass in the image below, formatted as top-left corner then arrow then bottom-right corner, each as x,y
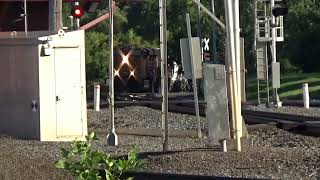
246,72 -> 320,101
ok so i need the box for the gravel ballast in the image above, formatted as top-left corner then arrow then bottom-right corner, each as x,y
0,106 -> 319,179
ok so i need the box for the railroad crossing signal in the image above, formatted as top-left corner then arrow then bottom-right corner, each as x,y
272,0 -> 288,18
272,4 -> 288,17
71,5 -> 84,18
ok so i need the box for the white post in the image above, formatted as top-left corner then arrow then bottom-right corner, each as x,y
220,139 -> 227,152
303,83 -> 309,109
159,0 -> 169,151
107,0 -> 118,146
69,16 -> 74,29
94,84 -> 100,111
271,0 -> 281,107
186,13 -> 202,138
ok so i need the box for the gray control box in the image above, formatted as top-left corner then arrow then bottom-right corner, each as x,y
203,63 -> 230,143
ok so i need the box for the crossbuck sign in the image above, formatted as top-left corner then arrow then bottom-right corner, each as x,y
203,38 -> 210,51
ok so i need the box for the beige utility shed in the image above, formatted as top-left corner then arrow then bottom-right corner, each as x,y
0,30 -> 87,141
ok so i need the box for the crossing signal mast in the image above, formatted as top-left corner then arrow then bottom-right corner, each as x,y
71,5 -> 84,19
254,0 -> 288,106
70,2 -> 84,28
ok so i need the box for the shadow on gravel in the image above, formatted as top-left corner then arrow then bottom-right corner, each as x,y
277,123 -> 320,137
114,148 -> 220,160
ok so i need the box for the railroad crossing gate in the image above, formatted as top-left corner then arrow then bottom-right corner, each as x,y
0,30 -> 87,141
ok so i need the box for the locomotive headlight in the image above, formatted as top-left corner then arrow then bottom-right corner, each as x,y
119,49 -> 132,66
122,54 -> 129,65
130,70 -> 135,77
114,69 -> 120,77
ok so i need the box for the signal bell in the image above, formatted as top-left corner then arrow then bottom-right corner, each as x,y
71,5 -> 84,18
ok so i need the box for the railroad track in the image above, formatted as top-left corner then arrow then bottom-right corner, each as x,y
242,110 -> 320,136
89,93 -> 320,136
122,171 -> 264,180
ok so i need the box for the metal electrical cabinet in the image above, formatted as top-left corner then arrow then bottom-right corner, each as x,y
203,63 -> 230,143
0,30 -> 87,141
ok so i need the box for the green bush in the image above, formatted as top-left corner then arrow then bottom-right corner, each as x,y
55,132 -> 143,180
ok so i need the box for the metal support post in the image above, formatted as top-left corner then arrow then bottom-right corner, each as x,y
69,16 -> 74,30
76,18 -> 80,29
196,0 -> 202,61
159,0 -> 169,151
224,0 -> 242,151
211,0 -> 217,63
232,0 -> 243,146
49,0 -> 62,31
56,0 -> 62,30
107,0 -> 118,146
186,13 -> 202,139
23,0 -> 28,36
271,0 -> 281,107
192,0 -> 225,29
49,0 -> 55,31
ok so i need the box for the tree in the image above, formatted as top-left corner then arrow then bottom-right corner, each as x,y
283,0 -> 320,72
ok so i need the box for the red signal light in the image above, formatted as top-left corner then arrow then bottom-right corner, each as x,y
71,5 -> 84,18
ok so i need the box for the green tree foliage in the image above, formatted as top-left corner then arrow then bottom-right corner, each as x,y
283,0 -> 320,73
63,0 -> 320,81
55,132 -> 143,180
239,1 -> 256,72
85,31 -> 108,81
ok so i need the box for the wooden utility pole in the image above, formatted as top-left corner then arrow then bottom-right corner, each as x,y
49,0 -> 63,31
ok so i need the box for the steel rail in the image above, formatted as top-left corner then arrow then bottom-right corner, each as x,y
242,110 -> 320,123
122,171 -> 266,180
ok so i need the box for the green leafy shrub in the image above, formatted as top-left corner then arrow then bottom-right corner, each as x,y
55,132 -> 143,180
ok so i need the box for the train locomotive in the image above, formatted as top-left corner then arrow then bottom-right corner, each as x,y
113,46 -> 161,93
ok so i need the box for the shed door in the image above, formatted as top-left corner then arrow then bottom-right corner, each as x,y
55,48 -> 83,137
